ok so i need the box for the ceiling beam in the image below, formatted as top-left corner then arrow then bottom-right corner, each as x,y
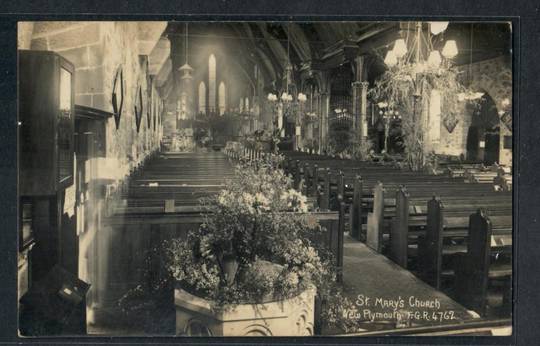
137,21 -> 168,56
148,36 -> 171,76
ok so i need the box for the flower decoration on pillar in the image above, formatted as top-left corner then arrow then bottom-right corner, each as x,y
369,21 -> 481,171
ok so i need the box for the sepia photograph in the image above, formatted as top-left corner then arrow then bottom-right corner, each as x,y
17,20 -> 513,337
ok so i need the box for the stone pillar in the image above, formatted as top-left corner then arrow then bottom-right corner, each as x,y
360,81 -> 369,139
352,81 -> 361,132
319,92 -> 329,151
278,103 -> 284,137
351,55 -> 369,151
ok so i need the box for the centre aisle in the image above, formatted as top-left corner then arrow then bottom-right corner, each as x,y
333,234 -> 479,335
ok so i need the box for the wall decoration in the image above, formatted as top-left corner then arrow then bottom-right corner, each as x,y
500,112 -> 512,132
147,90 -> 152,129
111,65 -> 124,130
134,84 -> 143,133
443,115 -> 459,133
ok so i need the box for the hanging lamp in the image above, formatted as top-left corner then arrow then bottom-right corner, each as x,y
179,22 -> 194,80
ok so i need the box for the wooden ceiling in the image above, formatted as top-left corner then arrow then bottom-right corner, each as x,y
161,21 -> 511,97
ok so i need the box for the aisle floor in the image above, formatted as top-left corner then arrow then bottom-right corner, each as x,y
337,234 -> 478,333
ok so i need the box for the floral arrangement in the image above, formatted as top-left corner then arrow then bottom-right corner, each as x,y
172,129 -> 196,152
119,155 -> 365,334
303,138 -> 319,153
369,60 -> 478,171
166,155 -> 330,306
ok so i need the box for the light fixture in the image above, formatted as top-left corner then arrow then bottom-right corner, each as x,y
429,22 -> 449,35
383,22 -> 458,70
267,24 -> 308,116
178,22 -> 193,81
384,50 -> 397,66
427,50 -> 442,68
441,40 -> 458,59
267,93 -> 278,102
393,39 -> 408,58
414,61 -> 427,74
459,24 -> 484,102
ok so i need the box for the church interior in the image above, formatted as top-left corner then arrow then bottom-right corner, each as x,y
17,21 -> 513,337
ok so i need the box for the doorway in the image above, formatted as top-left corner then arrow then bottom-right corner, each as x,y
466,93 -> 501,164
484,126 -> 500,165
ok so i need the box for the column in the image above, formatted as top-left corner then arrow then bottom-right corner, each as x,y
320,92 -> 330,151
295,103 -> 302,151
352,55 -> 369,151
360,81 -> 369,140
352,81 -> 362,142
278,103 -> 284,137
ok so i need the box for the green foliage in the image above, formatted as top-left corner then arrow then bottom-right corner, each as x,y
166,155 -> 334,307
120,154 -> 367,334
328,121 -> 353,154
370,63 -> 476,170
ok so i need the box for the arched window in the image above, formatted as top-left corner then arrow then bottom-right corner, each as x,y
208,54 -> 216,112
218,82 -> 226,115
245,97 -> 250,113
239,98 -> 244,113
198,81 -> 206,114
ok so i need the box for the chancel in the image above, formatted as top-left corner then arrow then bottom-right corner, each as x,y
17,20 -> 512,337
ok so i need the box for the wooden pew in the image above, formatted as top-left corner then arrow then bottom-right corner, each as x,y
464,164 -> 501,184
358,179 -> 494,244
493,166 -> 512,192
390,187 -> 511,269
418,197 -> 511,290
446,163 -> 485,178
106,207 -> 344,288
282,151 -> 470,243
454,210 -> 512,316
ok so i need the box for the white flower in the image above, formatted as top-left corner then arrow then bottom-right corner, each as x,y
254,192 -> 270,211
285,272 -> 300,286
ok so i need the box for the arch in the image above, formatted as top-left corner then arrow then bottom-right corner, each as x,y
218,81 -> 226,115
198,81 -> 206,114
242,323 -> 273,336
466,56 -> 512,136
468,58 -> 511,112
184,318 -> 212,336
208,54 -> 217,111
